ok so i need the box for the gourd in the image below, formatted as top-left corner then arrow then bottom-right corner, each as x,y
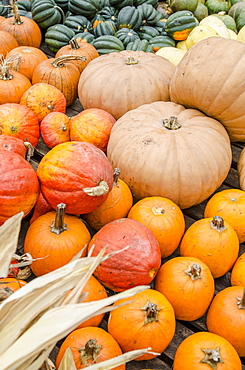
68,0 -> 100,19
40,112 -> 70,149
64,15 -> 93,34
165,10 -> 199,40
126,38 -> 153,51
185,24 -> 220,49
93,20 -> 117,37
199,15 -> 231,38
91,35 -> 125,54
116,6 -> 142,30
45,24 -> 76,53
31,0 -> 65,29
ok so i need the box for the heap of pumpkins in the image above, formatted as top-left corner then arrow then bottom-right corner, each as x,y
1,0 -> 245,369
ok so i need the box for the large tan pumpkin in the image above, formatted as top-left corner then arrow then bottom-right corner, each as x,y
170,37 -> 245,142
107,101 -> 232,209
78,50 -> 175,120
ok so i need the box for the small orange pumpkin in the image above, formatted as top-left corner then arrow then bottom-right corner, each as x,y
107,288 -> 176,361
0,135 -> 27,158
40,112 -> 70,149
0,277 -> 27,301
128,196 -> 185,258
206,286 -> 245,357
179,215 -> 239,278
173,331 -> 242,370
24,203 -> 91,276
154,256 -> 215,321
230,252 -> 245,286
56,326 -> 125,370
0,30 -> 18,57
204,188 -> 245,243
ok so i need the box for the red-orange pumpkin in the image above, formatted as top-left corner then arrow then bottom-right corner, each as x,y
0,135 -> 27,157
29,191 -> 53,224
87,218 -> 161,292
40,112 -> 70,149
0,277 -> 27,301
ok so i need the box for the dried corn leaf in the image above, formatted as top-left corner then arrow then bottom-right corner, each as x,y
58,347 -> 76,370
0,212 -> 23,278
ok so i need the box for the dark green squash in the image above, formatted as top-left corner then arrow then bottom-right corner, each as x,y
93,20 -> 117,37
64,14 -> 93,33
55,0 -> 69,10
148,35 -> 176,51
72,31 -> 95,43
165,10 -> 199,40
236,8 -> 245,30
169,0 -> 198,13
0,0 -> 9,16
109,0 -> 134,10
97,5 -> 118,22
68,0 -> 99,19
31,0 -> 65,29
228,2 -> 245,20
7,0 -> 32,19
134,0 -> 158,8
116,27 -> 140,46
154,19 -> 168,35
137,25 -> 160,40
45,24 -> 75,53
117,6 -> 143,30
126,38 -> 153,52
212,13 -> 237,30
205,0 -> 230,14
137,3 -> 163,26
92,35 -> 125,54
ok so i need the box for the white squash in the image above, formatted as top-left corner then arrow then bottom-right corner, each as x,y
228,28 -> 237,40
186,24 -> 220,49
156,47 -> 186,66
176,40 -> 188,51
237,25 -> 245,43
200,15 -> 230,38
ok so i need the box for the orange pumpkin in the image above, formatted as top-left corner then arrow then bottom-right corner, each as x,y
83,168 -> 133,231
29,191 -> 53,224
128,196 -> 185,258
55,38 -> 99,73
204,188 -> 245,243
179,215 -> 239,278
20,82 -> 67,122
154,256 -> 215,321
32,55 -> 84,106
107,288 -> 176,361
206,286 -> 245,356
0,135 -> 27,158
230,252 -> 245,286
0,277 -> 27,301
0,30 -> 18,57
24,203 -> 91,276
0,103 -> 40,147
173,331 -> 242,370
69,108 -> 116,152
40,112 -> 70,149
56,326 -> 125,370
7,46 -> 48,81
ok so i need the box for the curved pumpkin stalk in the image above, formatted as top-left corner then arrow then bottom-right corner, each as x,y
83,180 -> 110,196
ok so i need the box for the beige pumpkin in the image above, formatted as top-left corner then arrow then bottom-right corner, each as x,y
156,47 -> 186,66
170,37 -> 245,141
77,50 -> 175,120
107,101 -> 232,209
238,148 -> 245,190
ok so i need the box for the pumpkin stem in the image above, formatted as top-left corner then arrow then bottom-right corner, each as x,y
78,339 -> 102,365
113,168 -> 120,186
50,203 -> 68,235
24,142 -> 34,162
51,54 -> 87,68
9,0 -> 23,25
140,300 -> 160,325
210,215 -> 226,232
0,54 -> 20,80
69,38 -> 80,50
185,263 -> 202,280
200,347 -> 224,370
152,205 -> 165,215
237,288 -> 245,309
83,180 -> 110,197
125,56 -> 138,65
163,116 -> 181,130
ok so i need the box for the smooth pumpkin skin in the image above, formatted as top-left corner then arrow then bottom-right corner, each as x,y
0,150 -> 39,225
0,135 -> 27,158
56,326 -> 125,370
0,278 -> 27,292
206,286 -> 245,356
0,103 -> 40,147
108,289 -> 176,361
204,188 -> 245,243
238,147 -> 245,190
40,112 -> 70,149
107,101 -> 232,209
180,216 -> 239,278
78,50 -> 175,120
37,141 -> 114,215
173,331 -> 242,370
87,218 -> 161,292
0,69 -> 32,105
0,30 -> 19,57
231,253 -> 245,286
170,37 -> 245,141
154,256 -> 215,321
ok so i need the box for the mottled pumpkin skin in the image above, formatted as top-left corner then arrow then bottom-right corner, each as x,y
0,135 -> 27,157
0,150 -> 39,225
78,50 -> 175,120
29,191 -> 53,224
40,112 -> 70,149
37,141 -> 114,215
170,37 -> 245,142
87,218 -> 161,292
107,101 -> 232,209
0,103 -> 40,147
173,331 -> 242,370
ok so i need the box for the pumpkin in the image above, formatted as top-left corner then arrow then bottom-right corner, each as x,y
179,215 -> 239,278
74,275 -> 108,329
83,168 -> 133,230
20,82 -> 67,122
32,55 -> 84,107
7,46 -> 48,81
0,150 -> 39,225
78,50 -> 175,120
0,103 -> 40,147
173,331 -> 242,370
127,196 -> 185,258
40,112 -> 70,149
87,218 -> 161,292
231,252 -> 245,286
204,188 -> 245,243
206,286 -> 245,356
0,30 -> 18,57
37,141 -> 114,215
0,135 -> 27,158
154,256 -> 215,321
0,278 -> 27,302
69,108 -> 116,153
24,203 -> 91,276
0,1 -> 42,47
56,326 -> 125,370
0,54 -> 32,105
107,289 -> 176,361
29,191 -> 53,224
55,38 -> 99,73
107,101 -> 232,209
169,37 -> 245,142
